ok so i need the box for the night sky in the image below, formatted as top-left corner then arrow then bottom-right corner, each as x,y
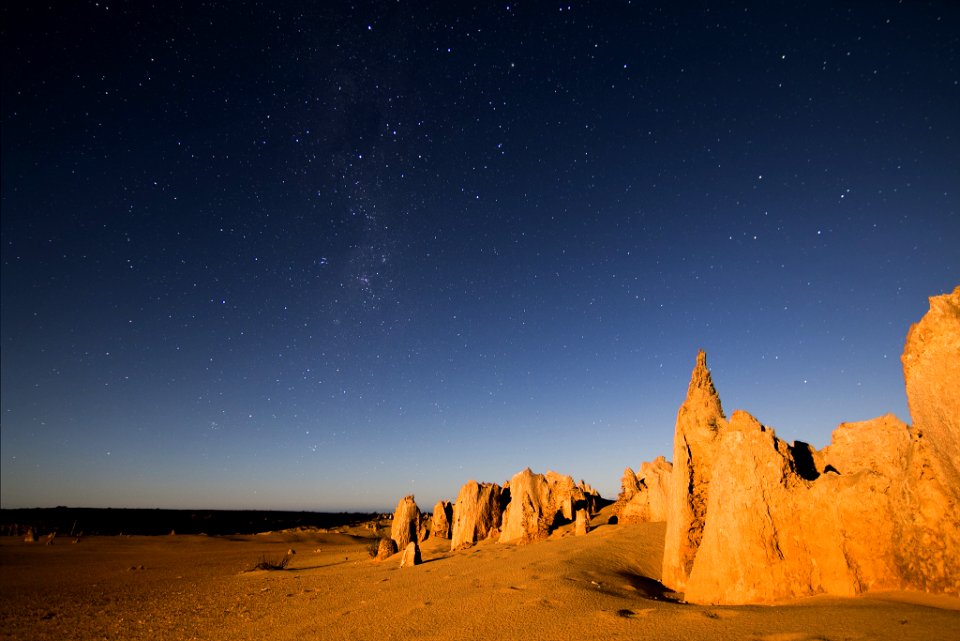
2,1 -> 958,511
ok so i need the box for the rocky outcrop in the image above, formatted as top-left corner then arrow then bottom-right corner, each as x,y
617,466 -> 641,505
450,481 -> 505,550
400,541 -> 422,567
375,537 -> 398,560
661,350 -> 725,592
577,479 -> 602,514
681,411 -> 922,603
897,286 -> 960,596
499,469 -> 555,544
390,495 -> 421,552
431,500 -> 453,539
903,285 -> 960,480
547,471 -> 592,521
499,469 -> 593,544
661,287 -> 960,604
616,456 -> 672,524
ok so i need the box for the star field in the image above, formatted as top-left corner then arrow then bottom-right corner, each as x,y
2,1 -> 958,510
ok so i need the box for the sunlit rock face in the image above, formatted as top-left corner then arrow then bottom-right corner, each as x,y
431,500 -> 453,540
498,468 -> 555,544
661,350 -> 725,593
450,480 -> 504,551
400,541 -> 422,567
614,457 -> 672,525
897,286 -> 960,595
574,508 -> 590,536
390,495 -> 421,552
498,469 -> 594,544
903,286 -> 960,470
683,412 -> 913,604
662,287 -> 960,604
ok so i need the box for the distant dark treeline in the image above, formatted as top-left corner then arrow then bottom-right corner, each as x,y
0,507 -> 378,537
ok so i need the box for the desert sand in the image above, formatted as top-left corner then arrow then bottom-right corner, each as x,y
2,508 -> 958,641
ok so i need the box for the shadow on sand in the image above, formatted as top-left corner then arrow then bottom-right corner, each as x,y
618,571 -> 685,603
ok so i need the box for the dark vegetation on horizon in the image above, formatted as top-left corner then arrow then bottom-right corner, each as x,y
0,507 -> 377,537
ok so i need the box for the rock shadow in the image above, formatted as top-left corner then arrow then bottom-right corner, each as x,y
790,441 -> 820,481
617,571 -> 685,603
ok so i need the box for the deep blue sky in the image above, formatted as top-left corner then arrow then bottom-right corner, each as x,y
2,1 -> 958,511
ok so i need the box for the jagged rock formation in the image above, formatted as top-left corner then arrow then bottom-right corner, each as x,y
498,469 -> 555,544
499,469 -> 594,544
390,495 -> 421,552
897,285 -> 960,596
431,500 -> 453,539
661,350 -> 725,592
617,466 -> 641,507
375,537 -> 398,560
450,481 -> 505,550
661,287 -> 960,604
615,456 -> 672,524
576,479 -> 602,514
400,541 -> 422,567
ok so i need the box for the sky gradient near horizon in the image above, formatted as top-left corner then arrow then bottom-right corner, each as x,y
2,1 -> 958,511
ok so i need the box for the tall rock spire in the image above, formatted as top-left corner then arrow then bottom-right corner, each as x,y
661,350 -> 726,592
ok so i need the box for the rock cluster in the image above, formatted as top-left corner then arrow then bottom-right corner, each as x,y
445,469 -> 602,550
614,456 -> 672,524
660,286 -> 960,604
498,469 -> 596,544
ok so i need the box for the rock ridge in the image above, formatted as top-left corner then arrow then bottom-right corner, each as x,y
660,286 -> 960,604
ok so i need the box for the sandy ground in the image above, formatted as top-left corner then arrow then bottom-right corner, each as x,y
2,514 -> 958,641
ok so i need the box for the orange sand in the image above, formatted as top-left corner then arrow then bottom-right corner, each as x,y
2,512 -> 957,641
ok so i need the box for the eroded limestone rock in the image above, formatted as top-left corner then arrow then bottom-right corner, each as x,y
375,537 -> 398,561
662,286 -> 960,603
617,456 -> 672,524
575,508 -> 590,536
450,480 -> 504,550
431,500 -> 453,540
400,541 -> 421,567
390,495 -> 421,552
661,350 -> 725,592
499,468 -> 594,544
